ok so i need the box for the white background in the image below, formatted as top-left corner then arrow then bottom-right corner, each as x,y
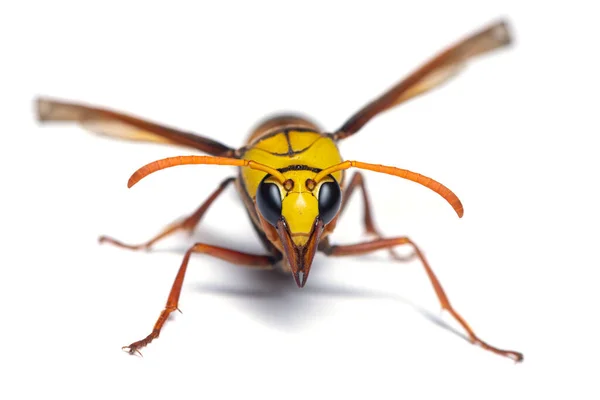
1,1 -> 599,399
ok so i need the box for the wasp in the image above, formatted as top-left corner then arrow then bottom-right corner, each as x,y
36,20 -> 522,362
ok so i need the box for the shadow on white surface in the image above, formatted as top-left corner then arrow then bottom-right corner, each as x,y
192,272 -> 467,340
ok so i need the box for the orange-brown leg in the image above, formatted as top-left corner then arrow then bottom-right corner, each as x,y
339,172 -> 414,261
123,243 -> 275,355
100,177 -> 235,250
320,236 -> 523,362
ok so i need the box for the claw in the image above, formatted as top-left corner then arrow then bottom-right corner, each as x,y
122,347 -> 142,357
98,235 -> 150,251
122,343 -> 144,357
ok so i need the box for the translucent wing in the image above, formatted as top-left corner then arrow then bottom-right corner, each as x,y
36,97 -> 236,156
334,20 -> 512,140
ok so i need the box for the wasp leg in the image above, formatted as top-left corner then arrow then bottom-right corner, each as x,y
99,177 -> 235,251
123,244 -> 275,355
320,236 -> 523,362
339,172 -> 415,261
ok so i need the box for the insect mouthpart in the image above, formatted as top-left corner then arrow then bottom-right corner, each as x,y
276,217 -> 325,288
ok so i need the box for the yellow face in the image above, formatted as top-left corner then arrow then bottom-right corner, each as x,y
254,169 -> 342,288
260,170 -> 340,247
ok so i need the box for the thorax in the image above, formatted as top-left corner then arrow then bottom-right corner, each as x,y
238,115 -> 344,198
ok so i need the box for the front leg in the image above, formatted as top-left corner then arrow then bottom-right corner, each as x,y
123,243 -> 276,355
320,237 -> 523,362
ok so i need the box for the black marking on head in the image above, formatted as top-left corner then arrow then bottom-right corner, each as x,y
277,165 -> 322,173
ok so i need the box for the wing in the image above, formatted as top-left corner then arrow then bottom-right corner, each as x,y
333,20 -> 512,140
35,97 -> 236,157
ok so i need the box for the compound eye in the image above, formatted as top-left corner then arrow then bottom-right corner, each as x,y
318,181 -> 341,225
256,179 -> 282,226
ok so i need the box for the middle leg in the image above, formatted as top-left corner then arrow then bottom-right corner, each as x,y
100,176 -> 235,250
339,172 -> 414,261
